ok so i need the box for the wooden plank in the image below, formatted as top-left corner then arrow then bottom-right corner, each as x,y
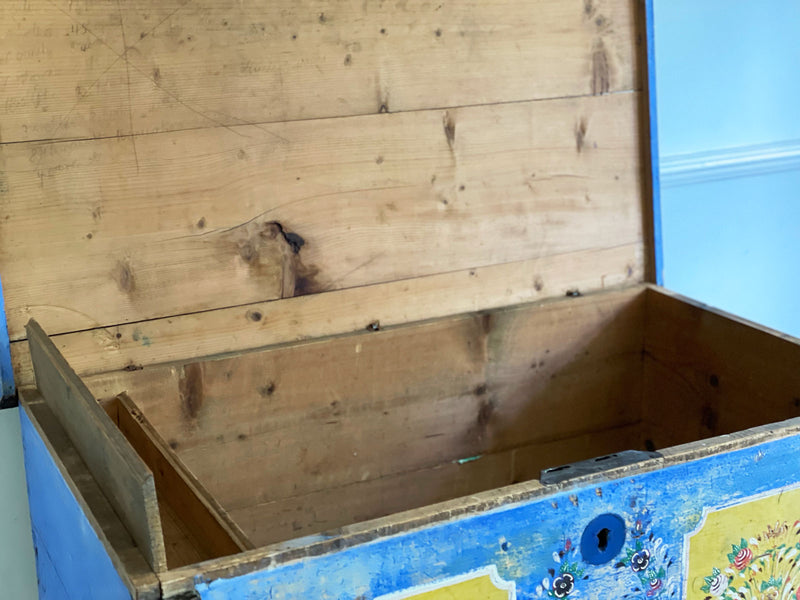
25,320 -> 167,573
1,92 -> 644,341
229,422 -> 643,547
21,393 -> 160,600
113,392 -> 253,563
1,0 -> 638,144
12,247 -> 644,387
73,287 -> 644,514
230,452 -> 515,547
643,286 -> 800,450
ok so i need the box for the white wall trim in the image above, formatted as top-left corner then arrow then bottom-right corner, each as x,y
660,139 -> 800,188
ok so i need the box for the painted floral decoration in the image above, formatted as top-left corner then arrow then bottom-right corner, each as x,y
615,506 -> 677,599
536,539 -> 588,599
699,521 -> 800,599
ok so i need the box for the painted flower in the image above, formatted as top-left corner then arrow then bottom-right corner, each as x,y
645,577 -> 663,598
705,570 -> 729,597
732,547 -> 753,570
631,549 -> 650,572
760,588 -> 778,600
552,573 -> 575,598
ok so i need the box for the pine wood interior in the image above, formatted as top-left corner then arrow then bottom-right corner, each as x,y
77,285 -> 800,558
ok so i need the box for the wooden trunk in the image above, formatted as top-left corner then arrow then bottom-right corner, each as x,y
5,1 -> 800,599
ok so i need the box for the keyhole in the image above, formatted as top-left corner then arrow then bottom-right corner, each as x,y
580,513 -> 626,564
596,527 -> 610,552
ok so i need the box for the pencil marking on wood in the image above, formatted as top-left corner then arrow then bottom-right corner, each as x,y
116,0 -> 140,172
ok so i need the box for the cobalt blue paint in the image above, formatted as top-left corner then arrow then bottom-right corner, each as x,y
645,0 -> 664,286
20,407 -> 131,600
189,433 -> 800,600
579,512 -> 626,565
0,276 -> 15,400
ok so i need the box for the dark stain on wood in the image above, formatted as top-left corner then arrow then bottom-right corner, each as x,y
258,382 -> 276,398
246,309 -> 263,322
481,313 -> 493,335
474,384 -> 487,396
583,0 -> 594,17
179,363 -> 205,422
122,362 -> 143,372
534,276 -> 544,291
196,217 -> 206,229
574,117 -> 588,153
477,398 -> 495,428
701,404 -> 718,431
592,38 -> 610,95
366,320 -> 381,332
292,262 -> 323,297
113,259 -> 135,294
443,112 -> 456,149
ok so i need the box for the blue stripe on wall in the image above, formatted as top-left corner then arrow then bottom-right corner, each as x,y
20,407 -> 131,600
645,0 -> 663,286
0,276 -> 15,400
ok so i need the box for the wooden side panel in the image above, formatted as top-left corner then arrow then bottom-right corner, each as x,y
2,92 -> 643,341
25,320 -> 167,573
19,403 -> 143,600
643,287 -> 800,449
1,0 -> 638,144
113,392 -> 253,565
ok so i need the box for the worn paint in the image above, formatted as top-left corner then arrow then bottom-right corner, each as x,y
20,407 -> 130,600
0,276 -> 15,400
189,434 -> 800,599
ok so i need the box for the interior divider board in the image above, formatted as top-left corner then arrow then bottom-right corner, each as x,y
229,421 -> 643,547
71,287 -> 645,512
113,393 -> 253,561
1,91 -> 644,342
25,319 -> 168,573
643,287 -> 800,449
2,0 -> 638,145
11,244 -> 644,388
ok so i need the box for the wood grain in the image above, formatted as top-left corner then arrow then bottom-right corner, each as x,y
11,245 -> 644,389
1,0 -> 637,144
643,286 -> 800,450
113,393 -> 253,565
229,422 -> 643,547
25,320 -> 167,573
1,92 -> 644,341
69,288 -> 645,519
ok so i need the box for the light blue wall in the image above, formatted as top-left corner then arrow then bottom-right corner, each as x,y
655,0 -> 800,156
654,0 -> 800,338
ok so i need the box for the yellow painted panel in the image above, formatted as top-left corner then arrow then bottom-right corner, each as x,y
686,486 -> 800,599
376,566 -> 515,600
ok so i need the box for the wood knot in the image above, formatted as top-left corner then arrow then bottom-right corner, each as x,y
113,259 -> 136,294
